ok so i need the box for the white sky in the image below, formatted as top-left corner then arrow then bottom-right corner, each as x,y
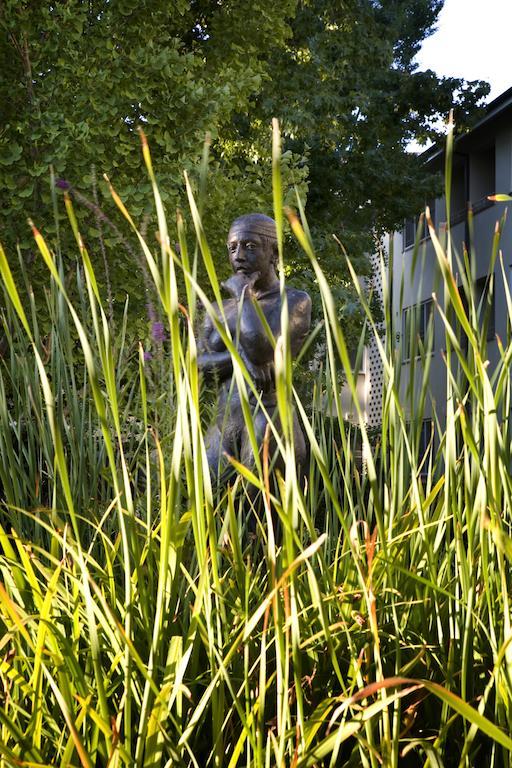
415,0 -> 512,101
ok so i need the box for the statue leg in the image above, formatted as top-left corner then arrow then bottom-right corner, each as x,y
238,405 -> 308,539
239,407 -> 271,472
240,406 -> 308,477
238,408 -> 270,535
206,399 -> 245,484
292,410 -> 309,480
205,424 -> 224,482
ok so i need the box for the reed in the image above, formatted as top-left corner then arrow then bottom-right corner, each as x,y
0,122 -> 511,767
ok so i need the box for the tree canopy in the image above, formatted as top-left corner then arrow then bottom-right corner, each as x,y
258,0 -> 488,273
0,0 -> 489,329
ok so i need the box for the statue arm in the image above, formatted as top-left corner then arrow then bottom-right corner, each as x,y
195,301 -> 272,387
221,275 -> 276,366
200,281 -> 311,386
238,294 -> 276,365
289,292 -> 312,357
196,311 -> 233,382
197,349 -> 233,380
240,290 -> 312,363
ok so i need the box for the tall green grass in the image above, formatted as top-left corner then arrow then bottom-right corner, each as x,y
0,122 -> 511,767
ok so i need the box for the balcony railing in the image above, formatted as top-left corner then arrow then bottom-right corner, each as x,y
444,197 -> 495,228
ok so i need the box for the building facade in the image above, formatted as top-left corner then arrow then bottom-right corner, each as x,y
375,87 -> 512,431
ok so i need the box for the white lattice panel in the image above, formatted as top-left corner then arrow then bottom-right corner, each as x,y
366,249 -> 384,427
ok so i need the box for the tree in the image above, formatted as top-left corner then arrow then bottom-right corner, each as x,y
0,0 -> 488,335
237,0 -> 488,326
0,0 -> 303,317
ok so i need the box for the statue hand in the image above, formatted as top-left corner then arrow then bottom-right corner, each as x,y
240,348 -> 275,389
222,272 -> 260,299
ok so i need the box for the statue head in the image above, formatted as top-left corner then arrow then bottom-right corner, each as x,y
227,213 -> 279,286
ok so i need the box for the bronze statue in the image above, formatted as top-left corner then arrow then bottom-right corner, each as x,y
198,213 -> 311,483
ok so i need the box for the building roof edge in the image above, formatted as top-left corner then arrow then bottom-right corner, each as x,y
420,85 -> 512,164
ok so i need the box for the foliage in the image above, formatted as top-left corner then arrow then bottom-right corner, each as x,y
0,0 -> 304,318
256,0 -> 489,267
0,0 -> 489,337
0,128 -> 511,767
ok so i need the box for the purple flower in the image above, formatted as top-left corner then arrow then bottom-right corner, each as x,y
56,178 -> 71,191
143,350 -> 153,362
151,321 -> 166,344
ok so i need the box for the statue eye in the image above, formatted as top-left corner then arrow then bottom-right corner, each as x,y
246,242 -> 256,249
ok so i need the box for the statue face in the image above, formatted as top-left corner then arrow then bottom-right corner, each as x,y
227,225 -> 275,280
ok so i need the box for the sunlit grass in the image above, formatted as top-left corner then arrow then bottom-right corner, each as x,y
0,122 -> 511,767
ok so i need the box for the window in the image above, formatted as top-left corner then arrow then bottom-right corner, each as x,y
403,199 -> 436,250
404,216 -> 416,249
406,418 -> 434,481
459,275 -> 495,349
469,145 -> 495,213
450,149 -> 495,223
402,298 -> 435,360
450,161 -> 467,224
475,276 -> 495,340
418,418 -> 434,480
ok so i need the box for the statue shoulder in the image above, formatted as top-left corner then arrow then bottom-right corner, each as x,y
283,288 -> 311,351
286,288 -> 312,313
202,297 -> 236,322
286,288 -> 311,341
